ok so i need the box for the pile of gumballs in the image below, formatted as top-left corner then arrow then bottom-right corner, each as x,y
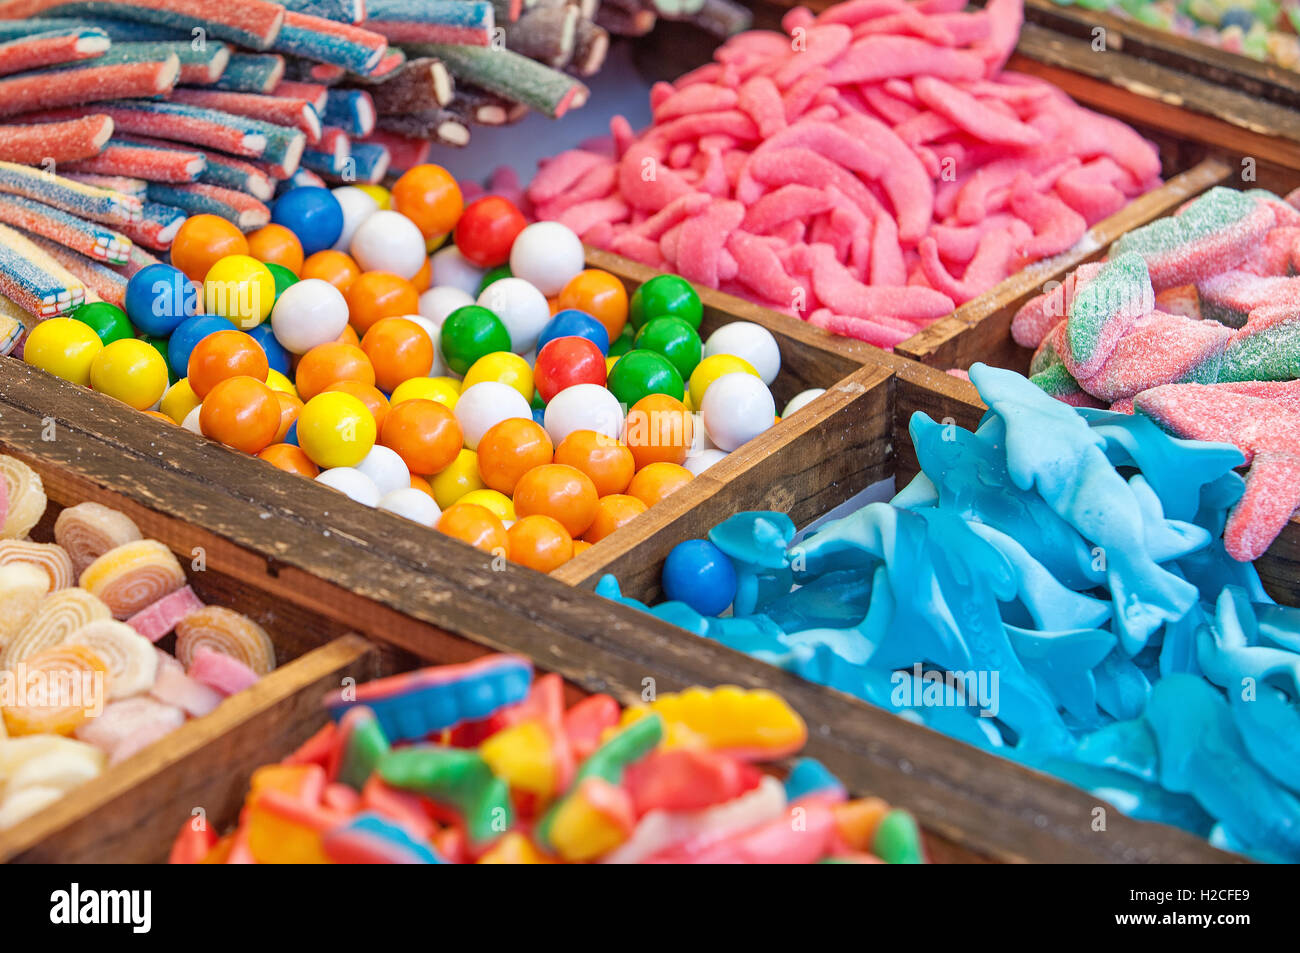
20,166 -> 822,571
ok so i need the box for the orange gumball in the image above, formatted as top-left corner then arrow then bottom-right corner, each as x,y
143,410 -> 174,425
294,342 -> 374,400
391,164 -> 463,240
337,324 -> 360,346
512,463 -> 599,538
345,271 -> 419,336
553,430 -> 634,497
171,214 -> 248,283
411,255 -> 432,292
409,473 -> 434,497
259,442 -> 319,477
624,393 -> 694,469
572,539 -> 592,557
558,270 -> 629,341
476,418 -> 553,495
437,503 -> 507,556
507,514 -> 573,572
361,317 -> 434,393
301,250 -> 361,293
187,330 -> 270,399
380,399 -> 462,475
246,224 -> 305,274
626,462 -> 692,507
323,379 -> 390,432
200,375 -> 280,454
583,494 -> 647,543
273,390 -> 303,442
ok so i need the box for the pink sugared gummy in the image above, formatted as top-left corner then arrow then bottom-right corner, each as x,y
75,696 -> 186,755
188,646 -> 260,697
150,662 -> 223,718
1075,311 -> 1232,402
127,584 -> 205,642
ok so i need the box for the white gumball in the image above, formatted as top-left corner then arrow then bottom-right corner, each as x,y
543,383 -> 624,444
431,246 -> 484,296
349,210 -> 426,279
270,278 -> 349,354
701,372 -> 775,452
378,487 -> 442,526
353,444 -> 410,496
477,277 -> 549,354
509,221 -> 584,296
782,388 -> 825,417
330,186 -> 378,252
316,467 -> 381,506
182,405 -> 203,435
418,285 -> 474,326
454,381 -> 532,449
683,448 -> 727,475
399,313 -> 448,377
704,321 -> 781,385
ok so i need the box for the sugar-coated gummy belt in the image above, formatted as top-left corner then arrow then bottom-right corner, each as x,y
339,140 -> 388,183
273,10 -> 388,75
360,56 -> 453,113
0,160 -> 141,226
62,138 -> 206,183
0,221 -> 85,317
0,55 -> 179,117
403,42 -> 588,118
0,643 -> 108,736
504,4 -> 576,67
25,232 -> 127,305
212,52 -> 285,93
174,605 -> 276,675
0,193 -> 131,264
282,0 -> 364,23
0,0 -> 286,51
0,455 -> 44,540
0,538 -> 74,590
447,82 -> 527,125
117,199 -> 184,250
0,586 -> 110,668
110,134 -> 274,200
169,87 -> 322,142
65,172 -> 147,197
107,40 -> 232,85
322,86 -> 374,136
363,0 -> 494,46
79,538 -> 186,620
74,618 -> 158,699
0,293 -> 24,355
377,108 -> 468,146
358,129 -> 427,172
0,26 -> 109,77
144,181 -> 270,229
0,114 -> 110,163
273,79 -> 328,112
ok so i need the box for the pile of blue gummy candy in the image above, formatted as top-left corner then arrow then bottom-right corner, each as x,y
597,363 -> 1300,861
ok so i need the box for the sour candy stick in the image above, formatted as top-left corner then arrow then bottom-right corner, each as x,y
54,501 -> 143,576
212,52 -> 285,93
0,0 -> 286,51
273,10 -> 388,75
0,643 -> 109,736
363,0 -> 495,46
0,160 -> 142,226
282,0 -> 364,22
110,136 -> 273,200
62,139 -> 207,184
169,87 -> 323,142
54,174 -> 146,197
26,234 -> 128,306
116,200 -> 184,250
175,606 -> 276,675
0,587 -> 111,669
105,40 -> 232,85
144,182 -> 270,229
0,455 -> 44,541
73,618 -> 158,699
322,87 -> 375,136
0,54 -> 180,117
0,539 -> 75,591
0,114 -> 112,163
363,57 -> 454,113
0,221 -> 86,317
274,79 -> 329,111
0,26 -> 109,77
79,539 -> 186,621
0,193 -> 131,264
357,129 -> 427,172
405,43 -> 588,118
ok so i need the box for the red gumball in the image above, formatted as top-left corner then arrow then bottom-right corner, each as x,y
453,196 -> 527,268
534,335 -> 606,403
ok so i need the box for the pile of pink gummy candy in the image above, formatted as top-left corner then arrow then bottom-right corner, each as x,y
519,0 -> 1163,347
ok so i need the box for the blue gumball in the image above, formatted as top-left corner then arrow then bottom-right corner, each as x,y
662,539 -> 738,617
247,322 -> 291,375
284,419 -> 299,446
167,314 -> 238,379
531,406 -> 547,427
125,263 -> 200,337
271,186 -> 343,255
536,309 -> 610,356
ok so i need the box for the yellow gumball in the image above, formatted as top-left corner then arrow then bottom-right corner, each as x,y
688,353 -> 759,409
461,352 -> 533,402
390,375 -> 460,409
458,488 -> 515,523
203,254 -> 276,329
296,391 -> 377,468
23,317 -> 102,386
355,184 -> 390,210
265,367 -> 298,397
605,355 -> 619,376
160,378 -> 201,423
90,339 -> 169,410
430,448 -> 484,509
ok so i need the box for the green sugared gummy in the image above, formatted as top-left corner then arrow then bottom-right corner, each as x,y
1066,252 -> 1151,367
378,745 -> 513,845
1110,187 -> 1257,263
1029,336 -> 1062,377
872,809 -> 925,864
337,714 -> 389,791
1030,362 -> 1088,399
1217,320 -> 1300,382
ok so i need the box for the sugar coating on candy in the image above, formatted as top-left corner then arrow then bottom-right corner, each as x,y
2,643 -> 108,736
0,221 -> 86,317
71,618 -> 158,700
187,644 -> 261,695
1075,311 -> 1232,402
1218,304 -> 1300,384
79,539 -> 185,621
0,562 -> 48,644
0,114 -> 113,164
74,695 -> 185,756
0,193 -> 131,265
1059,252 -> 1153,380
0,587 -> 111,670
0,540 -> 73,591
54,502 -> 143,577
126,583 -> 204,643
0,455 -> 46,541
175,606 -> 276,675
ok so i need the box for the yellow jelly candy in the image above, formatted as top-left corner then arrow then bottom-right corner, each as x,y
477,831 -> 558,864
620,685 -> 806,760
79,539 -> 186,620
246,791 -> 334,864
480,721 -> 556,798
545,777 -> 633,862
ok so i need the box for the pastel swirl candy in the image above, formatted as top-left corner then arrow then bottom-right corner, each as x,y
0,455 -> 46,540
0,735 -> 105,828
53,501 -> 143,576
71,619 -> 158,700
1,643 -> 109,736
0,562 -> 48,645
74,695 -> 186,764
175,606 -> 276,676
0,587 -> 110,669
79,539 -> 186,620
0,539 -> 74,591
